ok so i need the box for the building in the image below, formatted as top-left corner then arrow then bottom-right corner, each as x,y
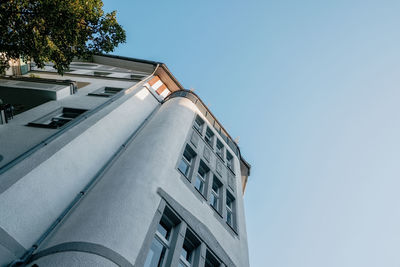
0,55 -> 251,267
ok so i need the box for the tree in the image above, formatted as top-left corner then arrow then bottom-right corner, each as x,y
0,0 -> 126,74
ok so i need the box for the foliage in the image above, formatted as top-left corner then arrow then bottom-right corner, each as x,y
0,0 -> 126,74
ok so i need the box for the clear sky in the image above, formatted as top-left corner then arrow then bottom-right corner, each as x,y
103,1 -> 400,266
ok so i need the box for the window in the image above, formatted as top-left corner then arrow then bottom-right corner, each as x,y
216,140 -> 224,160
204,127 -> 214,148
27,107 -> 87,129
205,250 -> 220,267
179,230 -> 199,267
144,204 -> 229,267
193,115 -> 204,134
88,86 -> 123,97
144,215 -> 174,267
131,74 -> 147,81
226,151 -> 234,172
93,71 -> 112,76
226,191 -> 236,229
210,176 -> 222,213
178,145 -> 196,178
194,161 -> 209,196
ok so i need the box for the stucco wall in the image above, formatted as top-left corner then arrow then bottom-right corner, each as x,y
0,85 -> 159,266
29,97 -> 249,266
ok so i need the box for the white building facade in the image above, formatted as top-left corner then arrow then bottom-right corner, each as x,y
0,55 -> 251,267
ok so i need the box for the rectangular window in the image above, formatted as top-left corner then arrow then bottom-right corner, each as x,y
194,161 -> 209,196
193,115 -> 204,134
27,107 -> 87,129
144,215 -> 174,267
204,127 -> 214,148
131,74 -> 147,81
226,191 -> 236,229
210,176 -> 222,213
226,151 -> 234,172
205,250 -> 220,267
88,86 -> 123,97
93,71 -> 112,76
178,230 -> 200,267
178,145 -> 196,178
216,140 -> 224,160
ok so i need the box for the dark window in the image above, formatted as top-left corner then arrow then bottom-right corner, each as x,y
157,219 -> 172,241
145,208 -> 179,267
216,139 -> 224,160
145,217 -> 173,267
204,127 -> 214,148
131,74 -> 147,81
93,71 -> 112,76
178,145 -> 196,177
88,87 -> 123,97
27,107 -> 87,129
226,151 -> 234,172
226,191 -> 236,229
205,250 -> 220,267
210,176 -> 222,213
144,237 -> 167,267
194,161 -> 209,196
179,230 -> 199,267
193,115 -> 204,134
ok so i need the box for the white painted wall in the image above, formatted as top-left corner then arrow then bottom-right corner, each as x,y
31,97 -> 249,266
0,86 -> 159,252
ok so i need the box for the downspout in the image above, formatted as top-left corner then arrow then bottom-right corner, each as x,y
8,65 -> 161,266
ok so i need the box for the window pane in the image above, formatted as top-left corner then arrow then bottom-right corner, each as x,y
178,159 -> 190,176
226,196 -> 233,209
157,220 -> 171,240
205,251 -> 220,267
181,245 -> 193,263
205,128 -> 214,147
216,141 -> 223,158
194,176 -> 204,194
144,237 -> 167,267
194,116 -> 203,133
181,247 -> 188,260
212,182 -> 219,193
227,211 -> 232,226
183,150 -> 192,162
210,194 -> 218,209
198,167 -> 205,178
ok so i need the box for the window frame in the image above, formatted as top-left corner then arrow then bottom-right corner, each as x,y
210,176 -> 222,214
204,127 -> 215,149
88,86 -> 123,97
226,151 -> 234,173
179,229 -> 199,267
193,115 -> 204,135
205,249 -> 221,267
226,191 -> 236,230
215,139 -> 225,161
194,161 -> 209,197
27,107 -> 88,129
178,145 -> 196,178
144,215 -> 175,267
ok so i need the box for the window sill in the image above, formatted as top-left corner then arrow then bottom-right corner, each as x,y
194,187 -> 207,201
227,166 -> 235,176
210,204 -> 223,219
216,153 -> 225,162
192,125 -> 203,136
226,222 -> 238,235
205,141 -> 214,150
177,168 -> 190,181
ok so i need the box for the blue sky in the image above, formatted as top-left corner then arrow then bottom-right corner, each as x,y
103,1 -> 400,266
